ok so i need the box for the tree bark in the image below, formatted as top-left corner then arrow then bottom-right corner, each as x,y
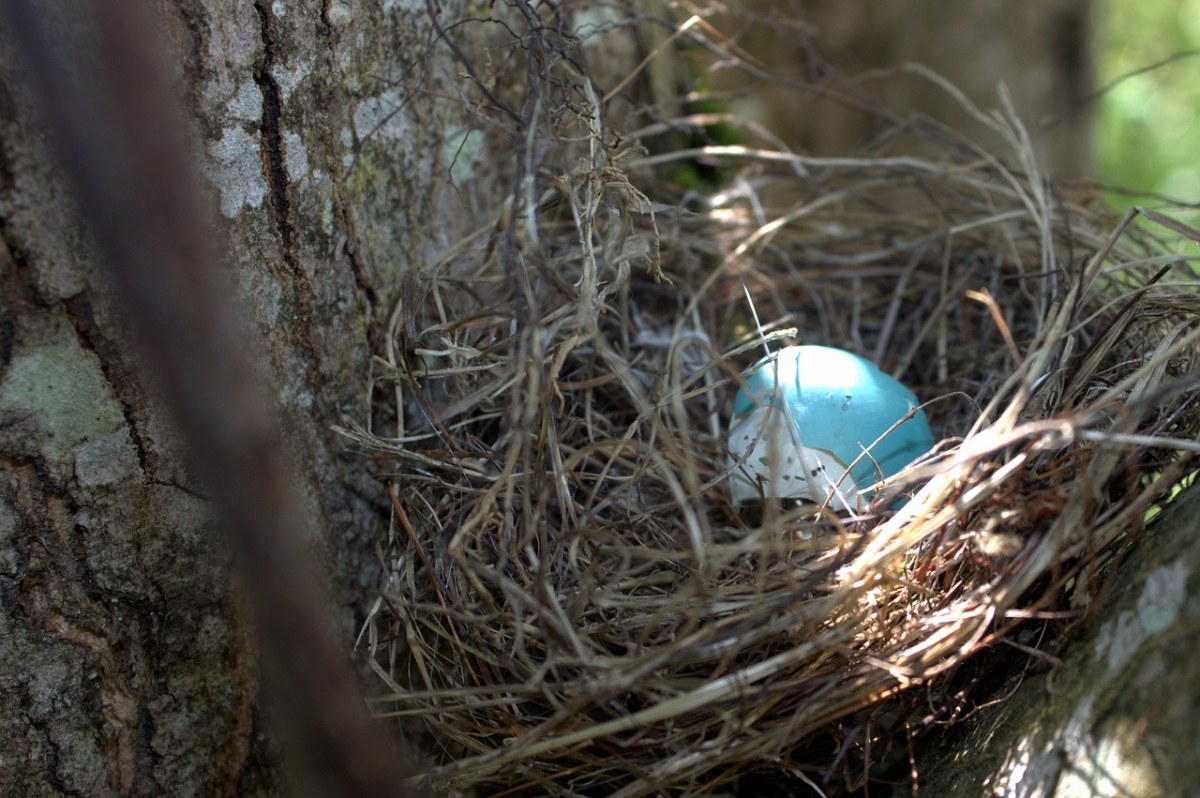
716,0 -> 1094,179
0,1 -> 481,793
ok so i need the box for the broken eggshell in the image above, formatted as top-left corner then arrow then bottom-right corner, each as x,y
726,345 -> 934,513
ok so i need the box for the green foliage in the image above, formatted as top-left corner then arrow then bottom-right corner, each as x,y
1097,0 -> 1200,212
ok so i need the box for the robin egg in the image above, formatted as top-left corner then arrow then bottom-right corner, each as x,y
726,345 -> 935,513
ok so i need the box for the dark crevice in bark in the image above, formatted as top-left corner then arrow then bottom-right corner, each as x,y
136,696 -> 162,789
62,293 -> 152,477
215,587 -> 264,797
0,219 -> 39,366
170,0 -> 213,137
252,1 -> 310,326
43,734 -> 85,798
340,204 -> 380,317
65,520 -> 109,606
253,0 -> 330,448
333,199 -> 383,362
316,5 -> 380,335
0,570 -> 23,618
147,477 -> 209,501
0,246 -> 18,368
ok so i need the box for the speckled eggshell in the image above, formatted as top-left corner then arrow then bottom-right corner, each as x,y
727,345 -> 934,512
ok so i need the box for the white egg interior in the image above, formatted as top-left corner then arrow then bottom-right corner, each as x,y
727,403 -> 858,512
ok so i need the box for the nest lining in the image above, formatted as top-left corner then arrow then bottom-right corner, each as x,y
339,12 -> 1200,797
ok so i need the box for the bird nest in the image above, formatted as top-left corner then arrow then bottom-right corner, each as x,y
338,10 -> 1200,797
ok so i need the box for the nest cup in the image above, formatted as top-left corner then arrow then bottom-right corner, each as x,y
340,12 -> 1200,796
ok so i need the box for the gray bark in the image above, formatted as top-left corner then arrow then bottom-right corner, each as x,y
0,1 -> 480,793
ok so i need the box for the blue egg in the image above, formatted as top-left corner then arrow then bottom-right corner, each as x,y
727,345 -> 934,511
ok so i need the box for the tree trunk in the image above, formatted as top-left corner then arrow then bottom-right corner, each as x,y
716,0 -> 1094,179
0,2 -> 481,793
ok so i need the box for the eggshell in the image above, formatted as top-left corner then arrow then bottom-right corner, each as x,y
726,345 -> 934,512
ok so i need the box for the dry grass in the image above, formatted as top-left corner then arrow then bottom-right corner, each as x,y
336,6 -> 1200,795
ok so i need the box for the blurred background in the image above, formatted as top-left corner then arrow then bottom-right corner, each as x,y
1097,0 -> 1200,212
702,0 -> 1197,214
